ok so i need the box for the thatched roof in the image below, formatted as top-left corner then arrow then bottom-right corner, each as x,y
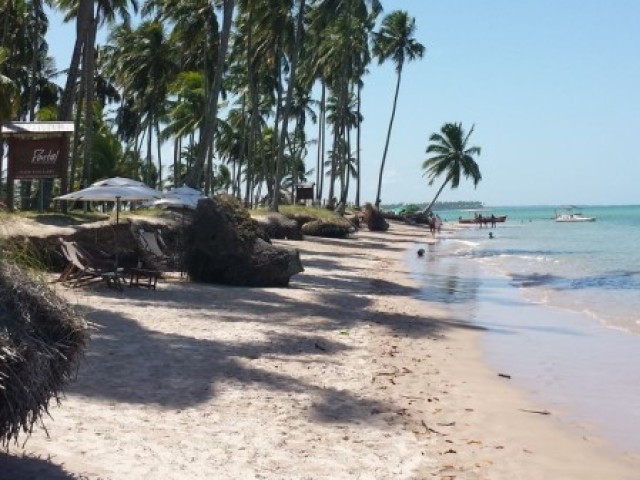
0,262 -> 87,446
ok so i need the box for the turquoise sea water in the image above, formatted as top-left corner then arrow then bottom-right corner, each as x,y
408,205 -> 640,453
434,205 -> 640,333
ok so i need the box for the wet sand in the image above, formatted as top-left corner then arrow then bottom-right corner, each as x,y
409,233 -> 640,455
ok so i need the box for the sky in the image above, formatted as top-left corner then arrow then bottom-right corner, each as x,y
44,0 -> 640,207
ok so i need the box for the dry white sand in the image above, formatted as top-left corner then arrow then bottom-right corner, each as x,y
2,220 -> 639,479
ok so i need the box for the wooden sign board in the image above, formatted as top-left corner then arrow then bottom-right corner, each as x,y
7,137 -> 68,179
296,186 -> 314,201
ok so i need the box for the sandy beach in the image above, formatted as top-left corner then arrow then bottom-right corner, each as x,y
2,220 -> 639,479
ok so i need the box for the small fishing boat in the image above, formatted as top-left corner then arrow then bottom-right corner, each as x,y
458,214 -> 507,225
554,207 -> 596,223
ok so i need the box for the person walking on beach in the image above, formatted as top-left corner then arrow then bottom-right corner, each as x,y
435,214 -> 442,233
428,216 -> 436,236
490,214 -> 496,228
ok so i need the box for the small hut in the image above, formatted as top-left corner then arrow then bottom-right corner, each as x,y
0,262 -> 87,445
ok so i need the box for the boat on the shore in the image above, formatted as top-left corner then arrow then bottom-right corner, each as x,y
459,214 -> 507,225
554,207 -> 596,222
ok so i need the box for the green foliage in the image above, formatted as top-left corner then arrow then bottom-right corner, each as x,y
216,194 -> 264,245
279,205 -> 344,221
1,237 -> 49,272
301,218 -> 353,238
421,123 -> 482,214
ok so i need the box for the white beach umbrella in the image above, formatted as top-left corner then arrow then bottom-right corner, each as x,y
91,177 -> 150,188
55,182 -> 162,223
152,197 -> 200,210
152,186 -> 205,211
165,186 -> 204,197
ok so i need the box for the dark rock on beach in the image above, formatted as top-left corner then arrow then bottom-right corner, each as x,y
300,218 -> 354,238
255,212 -> 303,240
362,203 -> 389,232
184,195 -> 304,286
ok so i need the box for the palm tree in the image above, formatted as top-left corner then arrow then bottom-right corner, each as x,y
162,71 -> 206,187
187,0 -> 235,189
105,20 -> 178,187
0,47 -> 19,197
372,10 -> 424,208
421,122 -> 482,214
271,0 -> 306,212
309,0 -> 380,208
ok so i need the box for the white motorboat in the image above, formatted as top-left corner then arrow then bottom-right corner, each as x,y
554,207 -> 596,222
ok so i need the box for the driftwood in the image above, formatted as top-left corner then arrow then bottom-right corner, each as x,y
519,409 -> 551,415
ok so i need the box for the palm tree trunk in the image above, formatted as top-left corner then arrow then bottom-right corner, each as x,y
146,116 -> 153,186
205,146 -> 213,195
187,0 -> 234,188
339,124 -> 352,212
245,11 -> 257,207
81,9 -> 96,189
173,137 -> 179,187
156,122 -> 163,189
327,120 -> 338,206
236,93 -> 247,197
59,0 -> 92,121
28,0 -> 41,121
0,137 -> 4,200
135,126 -> 144,165
69,77 -> 85,191
268,43 -> 284,205
271,0 -> 306,212
315,80 -> 325,203
23,0 -> 41,210
1,0 -> 12,46
374,66 -> 402,208
355,81 -> 361,207
422,177 -> 450,215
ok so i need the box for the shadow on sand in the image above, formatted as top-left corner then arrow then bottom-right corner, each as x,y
0,453 -> 80,480
62,233 -> 485,427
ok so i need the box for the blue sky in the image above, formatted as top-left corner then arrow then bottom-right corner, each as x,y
46,0 -> 640,206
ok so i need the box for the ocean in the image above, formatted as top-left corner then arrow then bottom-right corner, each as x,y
407,205 -> 640,454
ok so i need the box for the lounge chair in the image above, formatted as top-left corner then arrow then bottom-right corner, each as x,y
133,228 -> 178,271
57,239 -> 124,289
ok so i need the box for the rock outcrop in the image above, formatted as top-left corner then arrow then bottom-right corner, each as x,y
301,219 -> 354,238
362,203 -> 389,232
255,212 -> 303,240
184,195 -> 303,286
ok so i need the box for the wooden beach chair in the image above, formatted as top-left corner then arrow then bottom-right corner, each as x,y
57,239 -> 124,289
133,228 -> 177,272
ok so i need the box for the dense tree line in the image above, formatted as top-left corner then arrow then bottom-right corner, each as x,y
0,0 -> 426,212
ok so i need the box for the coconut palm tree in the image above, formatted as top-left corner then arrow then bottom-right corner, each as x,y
161,71 -> 206,187
372,10 -> 424,208
0,47 -> 20,197
421,122 -> 482,214
187,0 -> 235,189
309,0 -> 380,208
271,0 -> 306,212
106,20 -> 178,187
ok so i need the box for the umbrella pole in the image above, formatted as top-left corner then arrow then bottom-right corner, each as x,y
116,196 -> 121,224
